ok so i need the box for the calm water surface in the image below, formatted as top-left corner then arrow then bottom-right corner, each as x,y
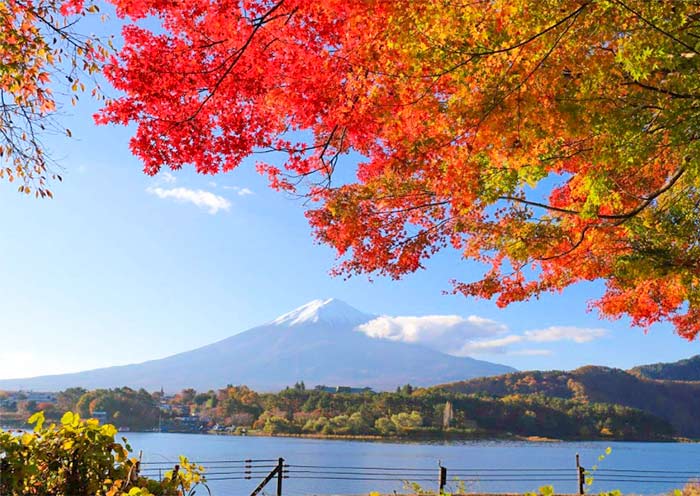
124,433 -> 700,495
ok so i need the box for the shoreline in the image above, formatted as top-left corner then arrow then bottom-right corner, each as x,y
3,422 -> 683,444
145,428 -> 681,444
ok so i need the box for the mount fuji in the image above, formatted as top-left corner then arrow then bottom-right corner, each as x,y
0,299 -> 515,392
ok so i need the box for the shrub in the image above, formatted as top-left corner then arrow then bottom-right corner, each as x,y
0,411 -> 206,496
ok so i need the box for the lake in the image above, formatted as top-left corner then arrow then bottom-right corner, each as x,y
123,433 -> 700,495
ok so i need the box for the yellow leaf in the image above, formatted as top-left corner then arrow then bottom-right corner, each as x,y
21,433 -> 34,446
28,411 -> 45,431
101,424 -> 118,437
61,411 -> 75,425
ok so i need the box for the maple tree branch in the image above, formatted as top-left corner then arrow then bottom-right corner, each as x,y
371,2 -> 589,80
375,200 -> 451,217
443,5 -> 584,157
499,166 -> 687,221
13,0 -> 89,52
466,3 -> 590,58
184,0 -> 287,122
625,81 -> 700,100
534,224 -> 594,262
601,166 -> 687,220
614,0 -> 700,55
403,217 -> 453,244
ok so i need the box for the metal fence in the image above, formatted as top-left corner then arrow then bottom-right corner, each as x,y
136,454 -> 700,496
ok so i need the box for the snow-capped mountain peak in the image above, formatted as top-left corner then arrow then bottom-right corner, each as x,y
0,297 -> 516,391
272,298 -> 372,327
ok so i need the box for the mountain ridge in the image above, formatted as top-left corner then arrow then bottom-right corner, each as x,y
0,299 -> 515,392
434,363 -> 700,437
629,354 -> 700,381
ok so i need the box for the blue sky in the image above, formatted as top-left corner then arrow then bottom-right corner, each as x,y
0,14 -> 698,382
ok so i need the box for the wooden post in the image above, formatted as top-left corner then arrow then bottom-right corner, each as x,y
439,464 -> 447,494
250,465 -> 280,496
276,457 -> 284,496
576,453 -> 585,495
130,461 -> 141,483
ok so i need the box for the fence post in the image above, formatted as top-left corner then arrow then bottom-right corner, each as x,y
439,464 -> 447,494
576,453 -> 585,495
130,460 -> 140,483
277,457 -> 284,496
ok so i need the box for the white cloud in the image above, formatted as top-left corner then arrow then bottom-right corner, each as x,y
160,172 -> 177,184
524,326 -> 608,343
357,315 -> 508,356
146,186 -> 231,214
457,335 -> 523,355
357,315 -> 608,357
509,349 -> 554,356
223,185 -> 254,196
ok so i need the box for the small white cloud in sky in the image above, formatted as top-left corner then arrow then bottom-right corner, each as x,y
160,171 -> 177,184
509,349 -> 554,356
223,185 -> 254,196
146,186 -> 231,214
357,315 -> 608,357
524,326 -> 608,343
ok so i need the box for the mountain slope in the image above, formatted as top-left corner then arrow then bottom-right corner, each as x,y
0,299 -> 515,392
436,365 -> 700,437
630,355 -> 700,381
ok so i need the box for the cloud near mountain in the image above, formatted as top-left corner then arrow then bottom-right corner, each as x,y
356,315 -> 608,356
356,315 -> 507,354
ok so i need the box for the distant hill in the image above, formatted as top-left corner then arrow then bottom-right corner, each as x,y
630,355 -> 700,381
0,299 -> 515,392
436,365 -> 700,437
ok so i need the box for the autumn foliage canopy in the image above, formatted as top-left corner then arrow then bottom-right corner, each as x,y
6,1 -> 700,338
0,0 -> 104,195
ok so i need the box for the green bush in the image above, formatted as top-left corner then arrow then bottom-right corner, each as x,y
0,411 -> 206,496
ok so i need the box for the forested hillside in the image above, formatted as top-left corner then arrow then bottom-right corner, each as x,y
630,356 -> 700,381
437,366 -> 700,437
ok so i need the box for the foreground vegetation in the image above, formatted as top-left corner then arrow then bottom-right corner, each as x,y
0,412 -> 205,496
1,383 -> 674,441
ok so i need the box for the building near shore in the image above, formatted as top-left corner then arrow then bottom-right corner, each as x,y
314,385 -> 374,394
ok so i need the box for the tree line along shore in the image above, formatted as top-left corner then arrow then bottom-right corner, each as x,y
0,382 -> 674,441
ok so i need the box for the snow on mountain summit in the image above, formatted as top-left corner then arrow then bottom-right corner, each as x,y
272,298 -> 373,327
